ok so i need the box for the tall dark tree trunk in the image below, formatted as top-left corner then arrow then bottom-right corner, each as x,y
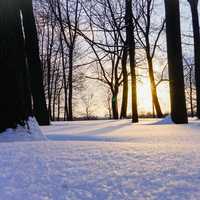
164,0 -> 188,123
189,67 -> 194,117
0,0 -> 33,132
188,0 -> 200,119
52,83 -> 57,121
68,47 -> 73,121
22,63 -> 33,118
125,0 -> 138,123
112,92 -> 119,120
120,46 -> 128,119
46,22 -> 55,121
57,92 -> 61,121
21,0 -> 49,125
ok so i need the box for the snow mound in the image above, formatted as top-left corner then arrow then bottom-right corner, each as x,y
0,117 -> 47,142
152,115 -> 174,125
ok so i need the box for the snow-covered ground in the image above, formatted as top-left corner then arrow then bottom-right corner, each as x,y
0,118 -> 200,200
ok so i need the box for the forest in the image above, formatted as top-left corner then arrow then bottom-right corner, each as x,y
35,0 -> 199,122
0,0 -> 199,129
33,0 -> 199,124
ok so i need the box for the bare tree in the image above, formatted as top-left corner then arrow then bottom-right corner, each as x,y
80,0 -> 125,119
49,0 -> 82,121
81,93 -> 96,119
184,58 -> 196,117
134,0 -> 165,118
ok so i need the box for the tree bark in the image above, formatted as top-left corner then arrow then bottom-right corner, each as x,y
21,0 -> 50,125
125,0 -> 138,123
188,0 -> 200,119
147,55 -> 163,118
164,0 -> 188,123
189,67 -> 194,117
68,47 -> 74,121
0,0 -> 33,132
112,92 -> 119,119
120,46 -> 128,119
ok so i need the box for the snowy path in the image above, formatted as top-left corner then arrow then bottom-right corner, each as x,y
0,119 -> 200,200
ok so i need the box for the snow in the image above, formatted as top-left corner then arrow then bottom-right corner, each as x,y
152,115 -> 174,125
0,118 -> 200,199
0,117 -> 47,142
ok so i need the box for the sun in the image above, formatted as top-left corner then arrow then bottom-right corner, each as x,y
136,80 -> 170,115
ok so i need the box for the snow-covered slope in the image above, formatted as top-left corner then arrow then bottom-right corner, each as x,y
0,118 -> 200,200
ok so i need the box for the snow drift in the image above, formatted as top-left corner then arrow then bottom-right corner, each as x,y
0,117 -> 47,142
151,115 -> 174,125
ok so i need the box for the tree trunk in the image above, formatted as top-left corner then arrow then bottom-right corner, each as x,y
0,0 -> 33,132
57,89 -> 61,121
147,56 -> 163,118
188,0 -> 200,119
125,0 -> 138,123
189,67 -> 194,117
52,84 -> 57,121
68,47 -> 73,121
21,0 -> 50,125
112,93 -> 119,120
120,47 -> 128,119
46,23 -> 54,121
60,35 -> 69,121
164,0 -> 188,123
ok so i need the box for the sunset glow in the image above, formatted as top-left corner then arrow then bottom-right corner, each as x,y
137,81 -> 170,115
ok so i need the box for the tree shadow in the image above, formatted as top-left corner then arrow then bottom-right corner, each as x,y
46,122 -> 133,142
